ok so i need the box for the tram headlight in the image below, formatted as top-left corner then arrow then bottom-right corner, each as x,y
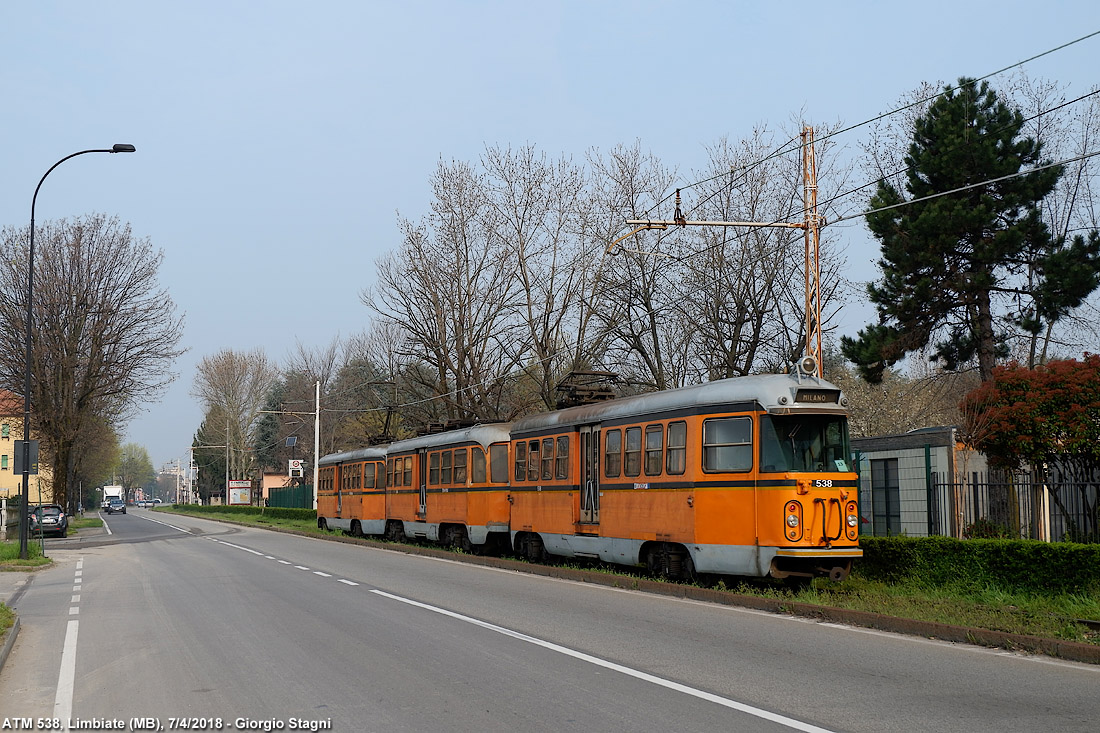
784,501 -> 804,541
845,501 -> 859,540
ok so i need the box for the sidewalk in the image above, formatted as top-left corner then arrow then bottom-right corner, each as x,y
0,523 -> 107,673
0,566 -> 35,674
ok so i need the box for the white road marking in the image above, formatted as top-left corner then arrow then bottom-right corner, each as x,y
370,589 -> 838,732
137,514 -> 191,533
337,579 -> 359,586
53,620 -> 79,722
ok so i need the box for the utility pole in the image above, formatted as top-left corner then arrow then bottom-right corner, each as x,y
258,381 -> 321,511
625,125 -> 824,377
313,380 -> 320,511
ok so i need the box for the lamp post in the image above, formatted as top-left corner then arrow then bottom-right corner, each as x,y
20,144 -> 136,559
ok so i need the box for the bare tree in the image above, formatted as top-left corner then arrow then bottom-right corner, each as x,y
0,214 -> 184,509
584,142 -> 680,391
362,159 -> 522,426
191,348 -> 279,483
481,144 -> 590,411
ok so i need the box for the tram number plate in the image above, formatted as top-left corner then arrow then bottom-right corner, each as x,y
812,479 -> 834,488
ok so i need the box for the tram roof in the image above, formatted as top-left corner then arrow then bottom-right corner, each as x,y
318,444 -> 388,466
512,372 -> 846,434
387,422 -> 514,454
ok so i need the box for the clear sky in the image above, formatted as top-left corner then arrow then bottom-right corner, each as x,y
1,1 -> 1097,472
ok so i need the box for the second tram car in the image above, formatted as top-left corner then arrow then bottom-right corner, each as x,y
383,423 -> 513,551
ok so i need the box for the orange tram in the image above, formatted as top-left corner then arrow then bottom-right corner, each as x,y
317,370 -> 862,582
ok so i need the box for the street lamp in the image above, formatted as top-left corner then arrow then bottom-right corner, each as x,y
20,144 -> 136,559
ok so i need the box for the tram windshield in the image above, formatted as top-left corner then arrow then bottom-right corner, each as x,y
759,414 -> 850,473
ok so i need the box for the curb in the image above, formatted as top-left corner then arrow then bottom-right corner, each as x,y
0,616 -> 19,673
163,509 -> 1100,665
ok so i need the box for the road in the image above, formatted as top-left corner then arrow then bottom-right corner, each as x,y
1,508 -> 1097,732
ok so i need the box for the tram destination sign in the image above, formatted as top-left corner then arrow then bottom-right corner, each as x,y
794,389 -> 840,404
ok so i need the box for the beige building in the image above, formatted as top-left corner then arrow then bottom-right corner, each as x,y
0,389 -> 55,504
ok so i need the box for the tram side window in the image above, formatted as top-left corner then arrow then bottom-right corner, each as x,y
403,456 -> 413,485
644,425 -> 663,476
624,426 -> 642,477
387,458 -> 397,487
541,438 -> 554,480
527,440 -> 540,482
429,453 -> 440,485
703,417 -> 752,472
604,429 -> 622,478
471,449 -> 486,483
555,436 -> 569,480
490,445 -> 509,483
514,441 -> 527,481
441,450 -> 452,484
364,463 -> 376,489
454,449 -> 467,484
666,421 -> 687,475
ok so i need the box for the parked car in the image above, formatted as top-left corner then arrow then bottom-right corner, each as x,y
104,497 -> 127,515
30,504 -> 69,538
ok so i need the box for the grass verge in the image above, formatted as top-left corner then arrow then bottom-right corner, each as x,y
69,516 -> 103,531
162,506 -> 1100,646
0,538 -> 50,569
0,603 -> 13,637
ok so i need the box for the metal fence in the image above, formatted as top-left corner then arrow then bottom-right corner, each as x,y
931,468 -> 1099,542
267,484 -> 313,509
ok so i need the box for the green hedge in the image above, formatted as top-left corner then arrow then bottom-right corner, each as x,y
171,504 -> 316,522
857,536 -> 1100,595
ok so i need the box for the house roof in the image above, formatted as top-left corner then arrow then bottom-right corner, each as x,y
0,390 -> 23,417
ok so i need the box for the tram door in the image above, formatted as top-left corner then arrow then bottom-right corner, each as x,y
579,425 -> 600,525
417,450 -> 427,516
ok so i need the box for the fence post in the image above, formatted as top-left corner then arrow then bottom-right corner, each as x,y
924,445 -> 933,537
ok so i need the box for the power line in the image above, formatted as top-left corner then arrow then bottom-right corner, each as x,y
831,150 -> 1100,225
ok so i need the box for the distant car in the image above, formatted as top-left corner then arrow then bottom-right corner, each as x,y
30,504 -> 69,538
105,497 -> 127,515
136,499 -> 147,508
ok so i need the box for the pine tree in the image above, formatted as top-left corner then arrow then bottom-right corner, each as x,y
842,77 -> 1099,383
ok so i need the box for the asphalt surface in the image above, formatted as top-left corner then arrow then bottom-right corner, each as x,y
2,512 -> 1098,670
2,511 -> 1099,732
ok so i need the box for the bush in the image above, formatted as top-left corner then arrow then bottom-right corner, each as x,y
962,518 -> 1012,539
857,535 -> 1100,595
174,504 -> 315,522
